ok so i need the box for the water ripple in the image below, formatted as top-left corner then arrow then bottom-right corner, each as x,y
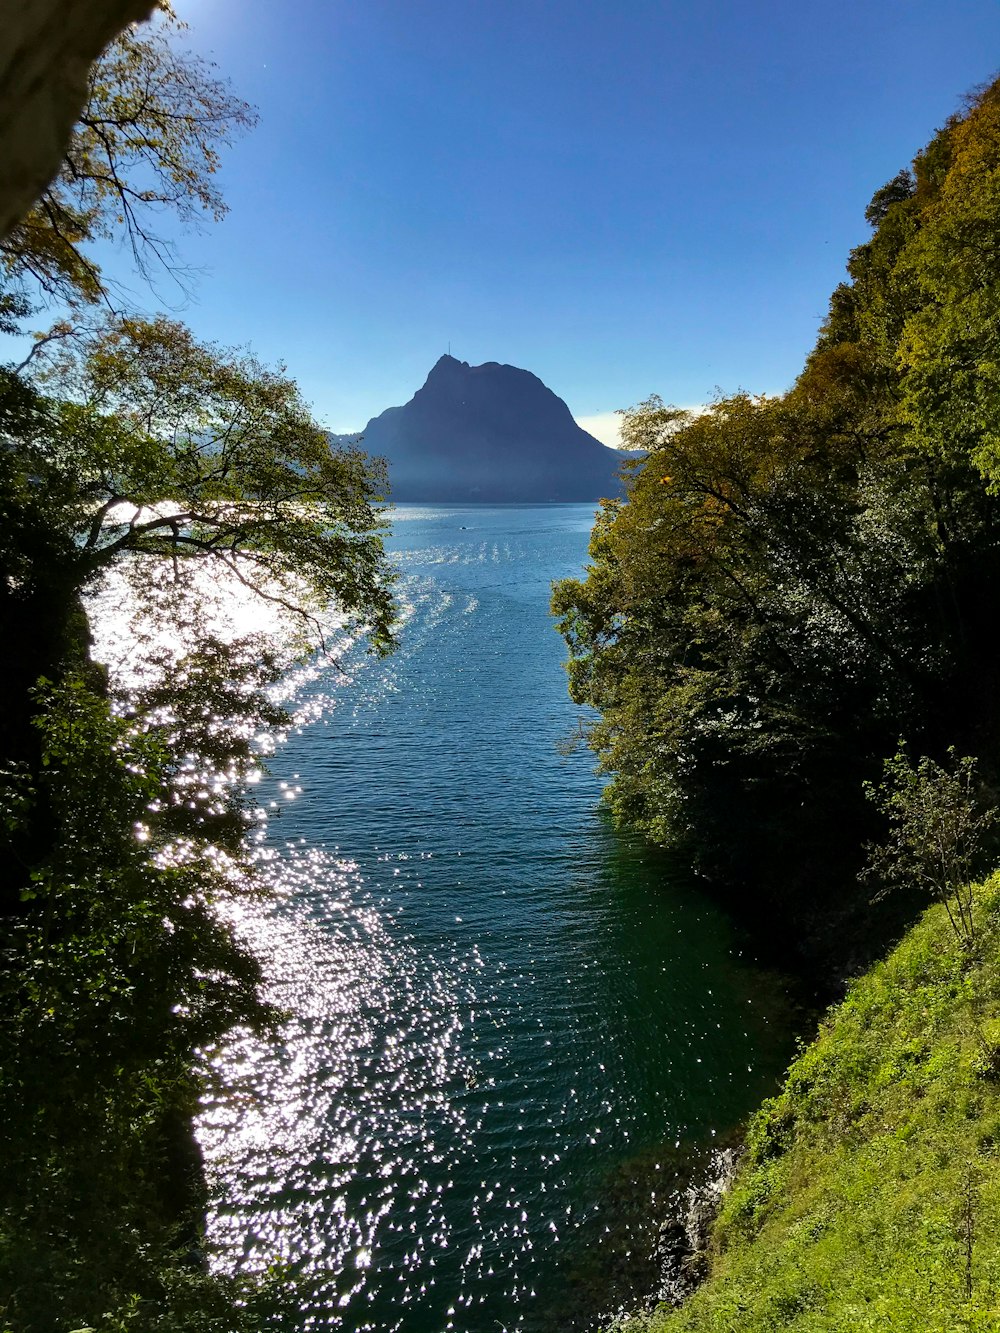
192,506 -> 795,1333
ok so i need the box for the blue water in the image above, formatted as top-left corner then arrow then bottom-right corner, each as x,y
197,505 -> 793,1333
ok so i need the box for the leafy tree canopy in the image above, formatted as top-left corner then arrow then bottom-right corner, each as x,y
554,78 -> 1000,961
20,314 -> 395,652
0,316 -> 395,901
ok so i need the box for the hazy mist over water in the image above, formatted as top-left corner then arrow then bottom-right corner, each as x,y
196,505 -> 794,1333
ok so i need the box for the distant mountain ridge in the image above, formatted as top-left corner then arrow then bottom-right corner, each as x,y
331,355 -> 630,503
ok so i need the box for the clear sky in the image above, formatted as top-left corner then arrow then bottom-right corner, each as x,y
89,0 -> 1000,444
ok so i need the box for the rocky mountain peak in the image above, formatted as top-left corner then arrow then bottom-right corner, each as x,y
339,357 -> 628,504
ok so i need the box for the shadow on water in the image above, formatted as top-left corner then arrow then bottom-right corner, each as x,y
525,822 -> 801,1331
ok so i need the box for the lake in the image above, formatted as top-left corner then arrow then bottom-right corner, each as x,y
196,504 -> 794,1333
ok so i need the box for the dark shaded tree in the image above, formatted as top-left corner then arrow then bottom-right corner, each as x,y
554,80 -> 1000,967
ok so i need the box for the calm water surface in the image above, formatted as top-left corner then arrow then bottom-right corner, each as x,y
196,505 -> 794,1332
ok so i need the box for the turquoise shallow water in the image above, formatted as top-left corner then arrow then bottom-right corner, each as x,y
197,504 -> 794,1333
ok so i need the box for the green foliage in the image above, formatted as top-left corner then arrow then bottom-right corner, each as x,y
553,78 -> 1000,955
864,747 -> 998,949
896,85 -> 1000,486
615,876 -> 1000,1332
0,317 -> 395,911
555,383 -> 952,913
0,11 -> 393,1327
0,673 -> 285,1331
29,314 -> 396,654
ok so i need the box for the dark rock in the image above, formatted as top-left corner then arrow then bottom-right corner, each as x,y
654,1146 -> 741,1307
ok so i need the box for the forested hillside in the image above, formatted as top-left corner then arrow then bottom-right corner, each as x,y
553,79 -> 1000,973
551,68 -> 1000,1333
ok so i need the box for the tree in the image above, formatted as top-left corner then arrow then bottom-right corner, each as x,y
0,658 -> 296,1331
0,9 -> 392,1326
895,84 -> 1000,487
553,87 -> 1000,960
1,9 -> 255,310
864,747 -> 997,951
0,315 -> 395,910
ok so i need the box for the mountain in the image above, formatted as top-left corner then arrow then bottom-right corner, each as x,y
332,355 -> 630,503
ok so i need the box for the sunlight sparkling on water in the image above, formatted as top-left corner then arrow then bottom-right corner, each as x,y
199,847 -> 481,1323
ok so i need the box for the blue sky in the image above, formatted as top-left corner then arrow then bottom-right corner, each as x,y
90,0 -> 1000,443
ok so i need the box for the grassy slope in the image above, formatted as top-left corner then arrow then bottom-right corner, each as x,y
628,874 -> 1000,1333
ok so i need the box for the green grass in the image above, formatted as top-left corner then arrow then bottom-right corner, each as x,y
624,873 -> 1000,1333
